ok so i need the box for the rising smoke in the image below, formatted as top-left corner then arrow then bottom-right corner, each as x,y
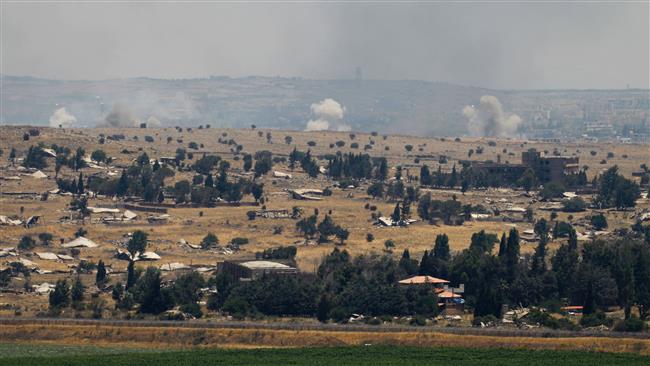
103,103 -> 138,127
463,95 -> 522,137
49,107 -> 77,128
305,98 -> 351,132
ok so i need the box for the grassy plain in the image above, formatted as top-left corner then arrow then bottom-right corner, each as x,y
0,344 -> 648,366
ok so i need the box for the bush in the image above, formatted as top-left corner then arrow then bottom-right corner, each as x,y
473,314 -> 498,327
230,237 -> 249,246
246,211 -> 256,220
591,213 -> 608,230
366,233 -> 374,242
580,311 -> 613,328
613,317 -> 647,332
563,197 -> 586,212
18,236 -> 36,250
409,315 -> 426,326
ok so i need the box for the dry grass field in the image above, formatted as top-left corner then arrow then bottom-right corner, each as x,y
0,126 -> 649,315
1,322 -> 650,355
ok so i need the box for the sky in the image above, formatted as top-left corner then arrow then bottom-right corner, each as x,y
2,2 -> 649,89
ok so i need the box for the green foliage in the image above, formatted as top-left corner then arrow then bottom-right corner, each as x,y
201,233 -> 219,249
127,230 -> 148,258
594,166 -> 641,209
22,145 -> 48,169
18,236 -> 36,250
49,279 -> 70,310
563,197 -> 586,212
132,267 -> 173,314
90,149 -> 107,163
591,213 -> 608,230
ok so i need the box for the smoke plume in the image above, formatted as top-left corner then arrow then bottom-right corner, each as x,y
305,98 -> 350,131
49,107 -> 77,128
463,95 -> 522,137
146,116 -> 162,127
103,103 -> 138,127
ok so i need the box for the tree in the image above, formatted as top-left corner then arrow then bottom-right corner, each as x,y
173,271 -> 206,317
127,230 -> 148,259
243,154 -> 253,172
517,168 -> 538,193
285,135 -> 293,145
23,146 -> 48,169
594,166 -> 640,209
96,260 -> 108,287
251,182 -> 264,202
433,234 -> 450,261
591,213 -> 608,230
72,147 -> 86,171
18,235 -> 36,250
38,232 -> 53,246
201,233 -> 219,249
91,149 -> 107,163
335,227 -> 349,246
296,215 -> 318,240
367,182 -> 384,198
71,276 -> 85,306
204,174 -> 214,188
116,170 -> 129,197
133,267 -> 173,314
317,215 -> 338,242
384,239 -> 395,252
49,279 -> 70,310
77,172 -> 84,195
391,203 -> 401,224
563,197 -> 586,212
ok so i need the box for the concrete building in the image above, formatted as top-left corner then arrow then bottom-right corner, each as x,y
219,260 -> 298,280
521,149 -> 579,183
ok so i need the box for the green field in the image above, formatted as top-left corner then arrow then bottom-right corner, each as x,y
0,344 -> 648,366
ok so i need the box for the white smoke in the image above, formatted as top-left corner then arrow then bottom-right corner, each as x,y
305,98 -> 350,131
49,107 -> 77,128
146,116 -> 162,127
306,119 -> 330,131
463,95 -> 522,137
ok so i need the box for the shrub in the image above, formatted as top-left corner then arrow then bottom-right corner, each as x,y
246,211 -> 256,220
366,233 -> 374,242
613,317 -> 647,332
580,311 -> 613,328
230,237 -> 249,246
591,213 -> 608,230
18,236 -> 36,250
563,197 -> 586,212
201,233 -> 219,249
409,315 -> 426,326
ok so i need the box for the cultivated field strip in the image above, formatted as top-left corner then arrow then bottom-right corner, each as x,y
1,317 -> 649,339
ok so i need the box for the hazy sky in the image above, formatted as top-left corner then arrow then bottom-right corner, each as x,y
2,2 -> 649,89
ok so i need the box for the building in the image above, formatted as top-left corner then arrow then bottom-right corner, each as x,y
218,260 -> 298,280
399,276 -> 465,314
469,162 -> 528,183
522,149 -> 579,183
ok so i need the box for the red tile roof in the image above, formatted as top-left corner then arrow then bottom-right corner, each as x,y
398,275 -> 449,285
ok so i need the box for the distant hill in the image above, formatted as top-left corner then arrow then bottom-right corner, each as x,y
1,75 -> 647,136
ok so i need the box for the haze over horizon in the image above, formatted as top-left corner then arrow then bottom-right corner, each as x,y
2,2 -> 649,90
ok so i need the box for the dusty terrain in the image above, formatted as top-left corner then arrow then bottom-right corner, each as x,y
0,126 -> 649,315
